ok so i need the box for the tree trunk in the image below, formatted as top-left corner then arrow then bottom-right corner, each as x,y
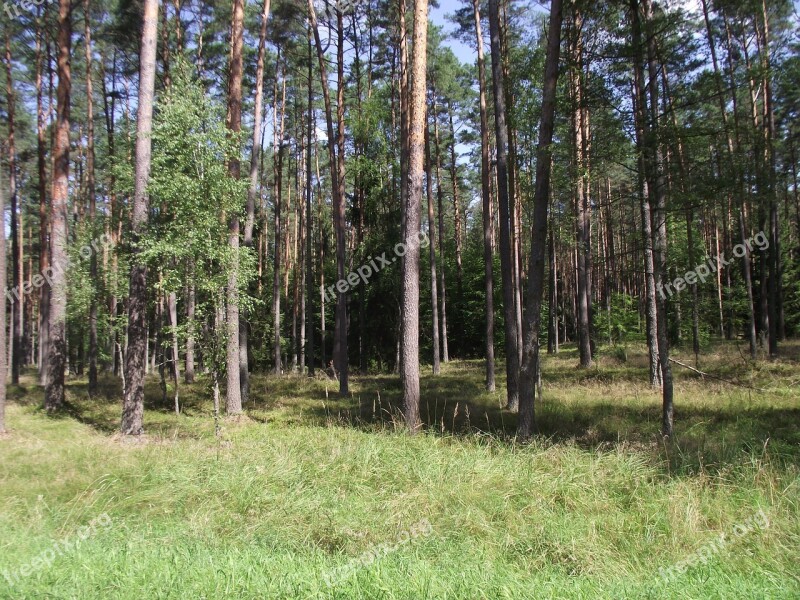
241,0 -> 271,399
169,291 -> 180,413
305,25 -> 315,377
401,0 -> 429,433
0,166 -> 7,432
569,10 -> 592,368
5,34 -> 21,385
273,63 -> 286,374
488,0 -> 520,411
432,106 -> 450,363
637,0 -> 674,436
473,0 -> 495,391
309,0 -> 347,391
425,124 -> 440,375
334,8 -> 348,396
518,0 -> 563,441
185,279 -> 195,383
45,0 -> 73,412
121,0 -> 158,434
36,14 -> 50,385
84,0 -> 99,393
225,0 -> 244,415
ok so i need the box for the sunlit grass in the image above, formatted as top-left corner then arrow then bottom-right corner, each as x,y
0,341 -> 798,598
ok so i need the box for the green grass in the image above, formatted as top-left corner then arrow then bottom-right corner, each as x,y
1,341 -> 799,598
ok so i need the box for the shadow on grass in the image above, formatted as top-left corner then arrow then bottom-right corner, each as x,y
13,340 -> 800,474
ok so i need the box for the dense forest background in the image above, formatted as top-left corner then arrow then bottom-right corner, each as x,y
0,0 -> 798,438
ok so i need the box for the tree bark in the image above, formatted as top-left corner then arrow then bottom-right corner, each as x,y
334,8 -> 348,395
401,0 -> 428,433
473,0 -> 495,391
121,0 -> 158,434
5,34 -> 21,385
425,124 -> 440,375
84,0 -> 99,393
45,0 -> 73,412
569,10 -> 592,368
488,0 -> 520,411
0,167 -> 7,432
518,0 -> 563,441
241,0 -> 271,399
225,0 -> 244,415
305,24 -> 315,376
36,13 -> 50,385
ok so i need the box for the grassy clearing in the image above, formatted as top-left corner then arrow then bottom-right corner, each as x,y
0,341 -> 798,598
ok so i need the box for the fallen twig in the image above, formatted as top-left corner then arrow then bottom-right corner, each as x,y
668,358 -> 766,392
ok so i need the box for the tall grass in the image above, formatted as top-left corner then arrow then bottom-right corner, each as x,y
0,341 -> 798,598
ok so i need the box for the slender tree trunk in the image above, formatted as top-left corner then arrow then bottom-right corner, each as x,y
334,8 -> 348,396
36,14 -> 50,384
45,0 -> 73,412
488,0 -> 519,411
473,0 -> 495,391
432,107 -> 450,363
0,172 -> 6,432
241,0 -> 271,399
185,279 -> 195,383
224,0 -> 244,415
308,0 -> 348,392
5,35 -> 20,385
759,0 -> 779,357
569,10 -> 592,368
425,125 -> 440,375
121,0 -> 158,434
632,66 -> 661,387
637,0 -> 674,436
401,0 -> 429,433
305,25 -> 315,377
518,0 -> 563,441
447,101 -> 464,299
83,0 -> 99,393
168,291 -> 179,413
273,67 -> 286,375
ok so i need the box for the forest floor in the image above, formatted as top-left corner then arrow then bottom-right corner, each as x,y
1,340 -> 799,598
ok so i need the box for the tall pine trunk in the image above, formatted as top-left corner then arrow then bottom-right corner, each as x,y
224,0 -> 244,415
84,0 -> 99,393
473,0 -> 495,391
488,0 -> 520,411
45,0 -> 72,412
401,0 -> 429,433
121,0 -> 158,434
518,0 -> 563,441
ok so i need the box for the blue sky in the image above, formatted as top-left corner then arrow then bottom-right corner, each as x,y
429,0 -> 475,66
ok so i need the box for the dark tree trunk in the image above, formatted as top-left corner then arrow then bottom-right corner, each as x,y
488,0 -> 520,411
518,0 -> 563,441
121,0 -> 158,434
425,125 -> 440,375
305,25 -> 315,377
473,0 -> 495,391
5,35 -> 21,385
84,0 -> 99,393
